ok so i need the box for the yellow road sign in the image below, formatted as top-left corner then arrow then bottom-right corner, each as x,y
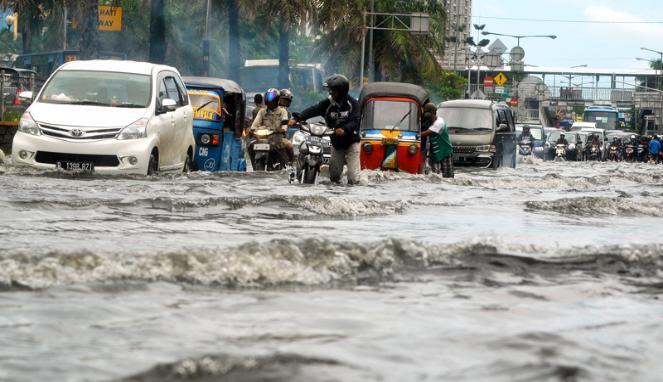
494,72 -> 508,86
98,6 -> 122,32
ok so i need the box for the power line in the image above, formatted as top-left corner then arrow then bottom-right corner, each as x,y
473,15 -> 663,24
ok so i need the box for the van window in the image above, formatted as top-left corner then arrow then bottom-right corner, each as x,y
439,107 -> 493,133
173,75 -> 189,106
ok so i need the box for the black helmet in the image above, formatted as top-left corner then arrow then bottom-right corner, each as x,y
323,74 -> 350,97
279,88 -> 293,102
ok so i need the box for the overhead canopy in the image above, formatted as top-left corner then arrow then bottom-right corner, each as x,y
183,76 -> 244,96
359,82 -> 430,106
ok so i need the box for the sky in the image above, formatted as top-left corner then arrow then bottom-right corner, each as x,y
472,0 -> 663,70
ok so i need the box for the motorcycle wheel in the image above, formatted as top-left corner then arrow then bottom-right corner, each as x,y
255,158 -> 266,171
303,165 -> 317,184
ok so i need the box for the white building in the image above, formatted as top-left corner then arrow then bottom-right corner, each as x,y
441,0 -> 472,71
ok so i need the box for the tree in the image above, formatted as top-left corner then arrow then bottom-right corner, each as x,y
227,0 -> 240,81
79,0 -> 99,59
149,0 -> 165,63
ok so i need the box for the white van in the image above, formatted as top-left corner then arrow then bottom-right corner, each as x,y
12,60 -> 195,175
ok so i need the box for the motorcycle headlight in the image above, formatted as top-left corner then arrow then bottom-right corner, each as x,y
363,143 -> 373,153
568,144 -> 576,150
309,124 -> 327,136
408,144 -> 418,155
18,112 -> 40,136
117,118 -> 148,140
309,145 -> 322,154
292,131 -> 305,146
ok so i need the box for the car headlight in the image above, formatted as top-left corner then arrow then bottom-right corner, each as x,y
117,118 -> 148,140
475,145 -> 495,153
18,112 -> 40,136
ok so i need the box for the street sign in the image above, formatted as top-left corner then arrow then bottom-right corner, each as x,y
510,46 -> 525,62
495,86 -> 504,94
494,72 -> 508,86
488,39 -> 507,55
98,6 -> 122,32
508,97 -> 519,107
483,76 -> 493,87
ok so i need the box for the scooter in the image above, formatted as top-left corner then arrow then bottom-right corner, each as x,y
518,137 -> 533,156
250,122 -> 289,171
608,143 -> 620,162
623,144 -> 635,162
555,144 -> 567,161
292,120 -> 332,184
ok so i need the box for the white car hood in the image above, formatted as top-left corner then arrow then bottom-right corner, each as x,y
30,102 -> 147,128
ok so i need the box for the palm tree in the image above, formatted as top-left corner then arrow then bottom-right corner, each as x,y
315,0 -> 447,85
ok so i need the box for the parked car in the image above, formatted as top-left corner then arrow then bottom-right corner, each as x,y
438,99 -> 517,169
12,60 -> 195,175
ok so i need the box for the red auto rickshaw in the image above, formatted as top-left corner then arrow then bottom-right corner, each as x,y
359,82 -> 430,174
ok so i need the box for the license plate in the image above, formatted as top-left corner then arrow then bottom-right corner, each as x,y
56,161 -> 94,172
254,143 -> 270,151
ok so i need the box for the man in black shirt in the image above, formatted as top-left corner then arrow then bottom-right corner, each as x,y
289,74 -> 361,184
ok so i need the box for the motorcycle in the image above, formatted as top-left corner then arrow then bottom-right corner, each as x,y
587,143 -> 601,161
555,144 -> 567,161
608,143 -> 620,162
518,137 -> 533,156
291,120 -> 332,184
637,144 -> 646,162
623,144 -> 635,162
250,121 -> 289,171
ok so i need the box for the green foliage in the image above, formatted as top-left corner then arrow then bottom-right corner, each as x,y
426,70 -> 467,103
2,110 -> 21,122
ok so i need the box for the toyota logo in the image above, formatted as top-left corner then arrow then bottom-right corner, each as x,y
70,129 -> 84,137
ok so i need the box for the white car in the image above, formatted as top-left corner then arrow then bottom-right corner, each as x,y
12,60 -> 195,175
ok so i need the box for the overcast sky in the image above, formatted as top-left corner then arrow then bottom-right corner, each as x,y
472,0 -> 663,70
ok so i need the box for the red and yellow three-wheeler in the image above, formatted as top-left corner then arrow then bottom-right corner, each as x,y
359,82 -> 430,174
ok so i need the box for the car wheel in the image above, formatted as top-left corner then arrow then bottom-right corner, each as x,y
147,152 -> 159,175
183,153 -> 193,173
491,154 -> 499,169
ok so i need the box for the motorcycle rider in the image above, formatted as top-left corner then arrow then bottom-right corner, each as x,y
251,93 -> 264,120
289,74 -> 361,185
556,132 -> 569,146
249,88 -> 291,167
279,89 -> 294,113
520,125 -> 535,143
649,135 -> 661,164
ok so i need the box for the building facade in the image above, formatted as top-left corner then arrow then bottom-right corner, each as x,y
441,0 -> 472,71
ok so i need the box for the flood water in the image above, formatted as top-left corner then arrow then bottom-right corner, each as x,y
1,158 -> 662,381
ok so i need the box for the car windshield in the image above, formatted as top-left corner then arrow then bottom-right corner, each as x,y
40,70 -> 151,107
548,131 -> 576,143
363,100 -> 418,131
439,107 -> 493,133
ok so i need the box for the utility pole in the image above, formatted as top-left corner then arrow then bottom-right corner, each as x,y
367,0 -> 375,82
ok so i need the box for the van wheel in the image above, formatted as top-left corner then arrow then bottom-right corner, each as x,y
491,154 -> 500,169
147,153 -> 159,175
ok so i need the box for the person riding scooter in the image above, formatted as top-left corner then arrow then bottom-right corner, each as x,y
556,132 -> 569,146
249,88 -> 291,168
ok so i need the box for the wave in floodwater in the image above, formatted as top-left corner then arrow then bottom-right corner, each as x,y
120,353 -> 361,382
1,239 -> 661,291
8,195 -> 407,217
525,195 -> 663,217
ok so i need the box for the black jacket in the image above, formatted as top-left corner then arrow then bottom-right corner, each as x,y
296,95 -> 360,149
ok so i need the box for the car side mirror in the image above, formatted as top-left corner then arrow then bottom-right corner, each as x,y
18,91 -> 33,103
160,98 -> 177,114
497,123 -> 509,132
